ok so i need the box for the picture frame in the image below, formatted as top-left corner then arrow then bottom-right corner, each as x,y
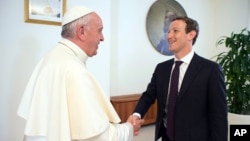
146,0 -> 186,56
24,0 -> 67,26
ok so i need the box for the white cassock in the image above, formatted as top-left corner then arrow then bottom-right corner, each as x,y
17,39 -> 133,141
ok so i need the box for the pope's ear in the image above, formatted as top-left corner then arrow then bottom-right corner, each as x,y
77,25 -> 87,40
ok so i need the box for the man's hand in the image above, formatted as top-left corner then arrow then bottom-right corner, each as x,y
127,115 -> 144,136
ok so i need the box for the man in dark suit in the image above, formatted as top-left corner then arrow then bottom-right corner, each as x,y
133,17 -> 228,141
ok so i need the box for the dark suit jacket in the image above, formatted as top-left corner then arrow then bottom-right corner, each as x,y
134,53 -> 228,141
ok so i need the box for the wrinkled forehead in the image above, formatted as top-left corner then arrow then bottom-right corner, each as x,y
88,13 -> 103,28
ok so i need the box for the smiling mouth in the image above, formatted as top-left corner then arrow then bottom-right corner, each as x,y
168,40 -> 174,45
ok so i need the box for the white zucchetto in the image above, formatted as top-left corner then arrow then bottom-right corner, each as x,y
62,6 -> 94,26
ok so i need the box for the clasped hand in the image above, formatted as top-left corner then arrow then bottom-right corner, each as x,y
127,115 -> 144,136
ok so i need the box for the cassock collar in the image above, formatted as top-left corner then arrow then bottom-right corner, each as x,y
59,39 -> 88,64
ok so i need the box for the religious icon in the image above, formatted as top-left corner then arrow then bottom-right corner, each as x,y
146,0 -> 187,56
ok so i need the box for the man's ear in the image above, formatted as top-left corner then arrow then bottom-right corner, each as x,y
188,30 -> 197,40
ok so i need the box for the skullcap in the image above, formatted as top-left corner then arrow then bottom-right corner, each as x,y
62,6 -> 94,26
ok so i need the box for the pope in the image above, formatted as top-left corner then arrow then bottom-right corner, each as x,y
17,5 -> 144,141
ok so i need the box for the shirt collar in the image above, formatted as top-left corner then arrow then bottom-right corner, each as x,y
59,38 -> 88,64
174,50 -> 194,64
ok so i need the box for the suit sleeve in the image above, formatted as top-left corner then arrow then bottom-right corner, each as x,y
208,64 -> 228,141
133,65 -> 160,118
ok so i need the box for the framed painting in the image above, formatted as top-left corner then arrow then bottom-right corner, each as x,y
24,0 -> 66,26
146,0 -> 186,56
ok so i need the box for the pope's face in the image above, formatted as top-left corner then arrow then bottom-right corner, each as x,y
84,13 -> 104,57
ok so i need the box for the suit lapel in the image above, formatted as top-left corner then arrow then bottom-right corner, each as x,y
162,59 -> 174,104
178,54 -> 203,100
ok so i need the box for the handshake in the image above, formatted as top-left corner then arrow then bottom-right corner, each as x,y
127,115 -> 145,136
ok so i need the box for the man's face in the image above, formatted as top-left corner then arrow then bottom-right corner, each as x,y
167,20 -> 189,54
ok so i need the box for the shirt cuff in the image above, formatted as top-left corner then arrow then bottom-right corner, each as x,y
132,113 -> 141,119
